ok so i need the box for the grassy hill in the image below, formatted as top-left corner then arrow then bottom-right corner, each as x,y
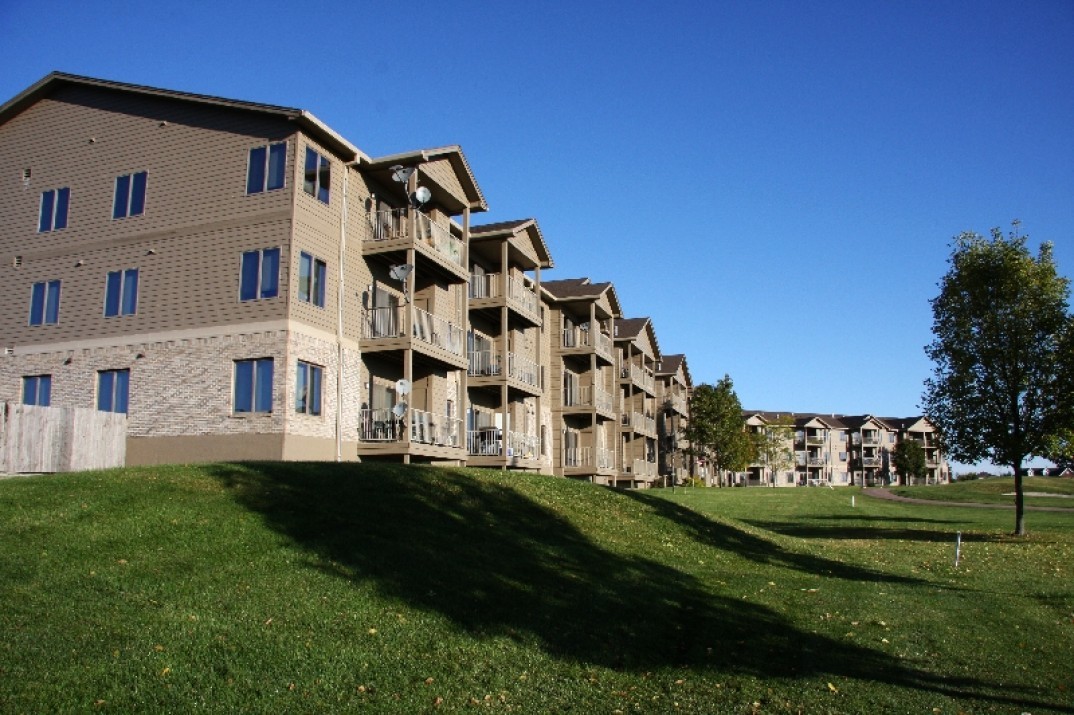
1,463 -> 1072,713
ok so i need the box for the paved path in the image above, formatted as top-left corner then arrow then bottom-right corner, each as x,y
862,488 -> 1074,513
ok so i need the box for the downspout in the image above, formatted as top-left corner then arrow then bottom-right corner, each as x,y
336,165 -> 350,462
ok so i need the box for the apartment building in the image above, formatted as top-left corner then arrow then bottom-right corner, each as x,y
656,354 -> 691,484
543,278 -> 621,483
465,219 -> 553,472
2,73 -> 699,483
613,318 -> 659,487
743,412 -> 950,486
0,73 -> 486,465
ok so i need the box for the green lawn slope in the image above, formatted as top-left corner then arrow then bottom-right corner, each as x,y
1,463 -> 1071,713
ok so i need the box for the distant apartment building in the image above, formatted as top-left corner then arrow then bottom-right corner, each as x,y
1,73 -> 696,483
744,412 -> 950,486
656,354 -> 692,484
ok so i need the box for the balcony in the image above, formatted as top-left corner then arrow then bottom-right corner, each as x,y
367,208 -> 465,275
628,458 -> 659,480
361,305 -> 465,362
467,428 -> 540,460
862,456 -> 882,467
808,456 -> 826,466
620,363 -> 656,394
563,446 -> 615,471
561,327 -> 614,362
469,273 -> 541,324
668,394 -> 687,415
562,384 -> 614,414
357,407 -> 461,449
806,435 -> 825,446
621,410 -> 656,436
468,350 -> 542,392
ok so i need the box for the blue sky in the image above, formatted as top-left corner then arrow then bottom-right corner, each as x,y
3,1 -> 1071,468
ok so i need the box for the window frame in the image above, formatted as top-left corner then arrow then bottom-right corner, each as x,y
239,247 -> 281,301
29,279 -> 61,326
104,268 -> 140,317
22,375 -> 52,406
38,187 -> 70,232
97,368 -> 130,414
295,360 -> 323,416
112,171 -> 148,219
246,142 -> 287,195
303,147 -> 330,204
234,358 -> 274,414
298,251 -> 327,308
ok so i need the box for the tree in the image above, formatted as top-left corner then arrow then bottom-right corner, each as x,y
753,415 -> 795,486
923,223 -> 1073,534
684,375 -> 754,486
892,439 -> 927,486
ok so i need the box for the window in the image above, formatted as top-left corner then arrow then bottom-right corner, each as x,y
303,148 -> 330,203
247,142 -> 287,194
298,252 -> 326,307
295,361 -> 323,416
234,358 -> 273,413
38,188 -> 70,232
29,280 -> 61,325
104,268 -> 139,317
113,171 -> 147,219
97,369 -> 130,414
22,375 -> 51,406
240,248 -> 280,301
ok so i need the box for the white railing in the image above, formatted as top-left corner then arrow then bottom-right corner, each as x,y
469,349 -> 502,377
564,384 -> 612,412
630,458 -> 658,479
597,447 -> 615,471
622,411 -> 656,435
358,408 -> 404,442
508,351 -> 541,388
507,430 -> 540,459
862,456 -> 882,467
561,327 -> 614,360
362,306 -> 406,340
469,273 -> 495,300
669,394 -> 687,415
412,306 -> 464,355
506,274 -> 539,316
369,208 -> 463,267
467,427 -> 502,455
622,364 -> 655,392
564,446 -> 591,468
808,456 -> 826,466
409,408 -> 462,448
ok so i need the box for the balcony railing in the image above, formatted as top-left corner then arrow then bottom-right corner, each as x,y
561,327 -> 614,361
668,394 -> 687,415
468,350 -> 541,389
563,384 -> 614,412
358,408 -> 404,442
469,427 -> 539,457
621,411 -> 656,435
410,408 -> 462,448
597,447 -> 615,470
862,457 -> 882,467
628,458 -> 658,479
620,364 -> 656,392
361,305 -> 463,356
563,445 -> 614,470
808,456 -> 826,466
806,435 -> 825,446
369,208 -> 463,267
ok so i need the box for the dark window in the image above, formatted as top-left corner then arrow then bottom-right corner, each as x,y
104,268 -> 139,317
29,280 -> 61,325
298,252 -> 327,307
97,369 -> 130,414
38,188 -> 70,232
234,358 -> 274,413
113,171 -> 147,219
247,142 -> 287,194
295,361 -> 323,416
22,375 -> 52,406
239,248 -> 280,301
303,147 -> 330,203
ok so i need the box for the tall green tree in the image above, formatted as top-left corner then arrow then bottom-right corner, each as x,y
892,439 -> 927,486
685,376 -> 754,486
923,224 -> 1073,534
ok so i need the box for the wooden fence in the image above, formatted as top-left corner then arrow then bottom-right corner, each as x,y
0,402 -> 126,474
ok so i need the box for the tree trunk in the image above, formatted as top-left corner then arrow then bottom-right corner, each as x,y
1013,463 -> 1026,536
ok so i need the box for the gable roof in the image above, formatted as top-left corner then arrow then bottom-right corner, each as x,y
542,278 -> 623,319
470,218 -> 554,268
364,145 -> 487,213
1,71 -> 365,162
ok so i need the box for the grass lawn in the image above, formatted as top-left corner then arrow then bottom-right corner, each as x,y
1,464 -> 1071,713
890,475 -> 1074,509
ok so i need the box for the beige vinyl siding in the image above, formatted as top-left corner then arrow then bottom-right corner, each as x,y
421,159 -> 469,208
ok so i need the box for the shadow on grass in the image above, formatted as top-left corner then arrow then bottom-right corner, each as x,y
210,463 -> 1069,713
740,520 -> 1007,543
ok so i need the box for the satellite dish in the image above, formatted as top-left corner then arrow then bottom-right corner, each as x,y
390,165 -> 414,184
395,378 -> 411,395
411,186 -> 432,206
389,264 -> 413,283
392,402 -> 408,419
